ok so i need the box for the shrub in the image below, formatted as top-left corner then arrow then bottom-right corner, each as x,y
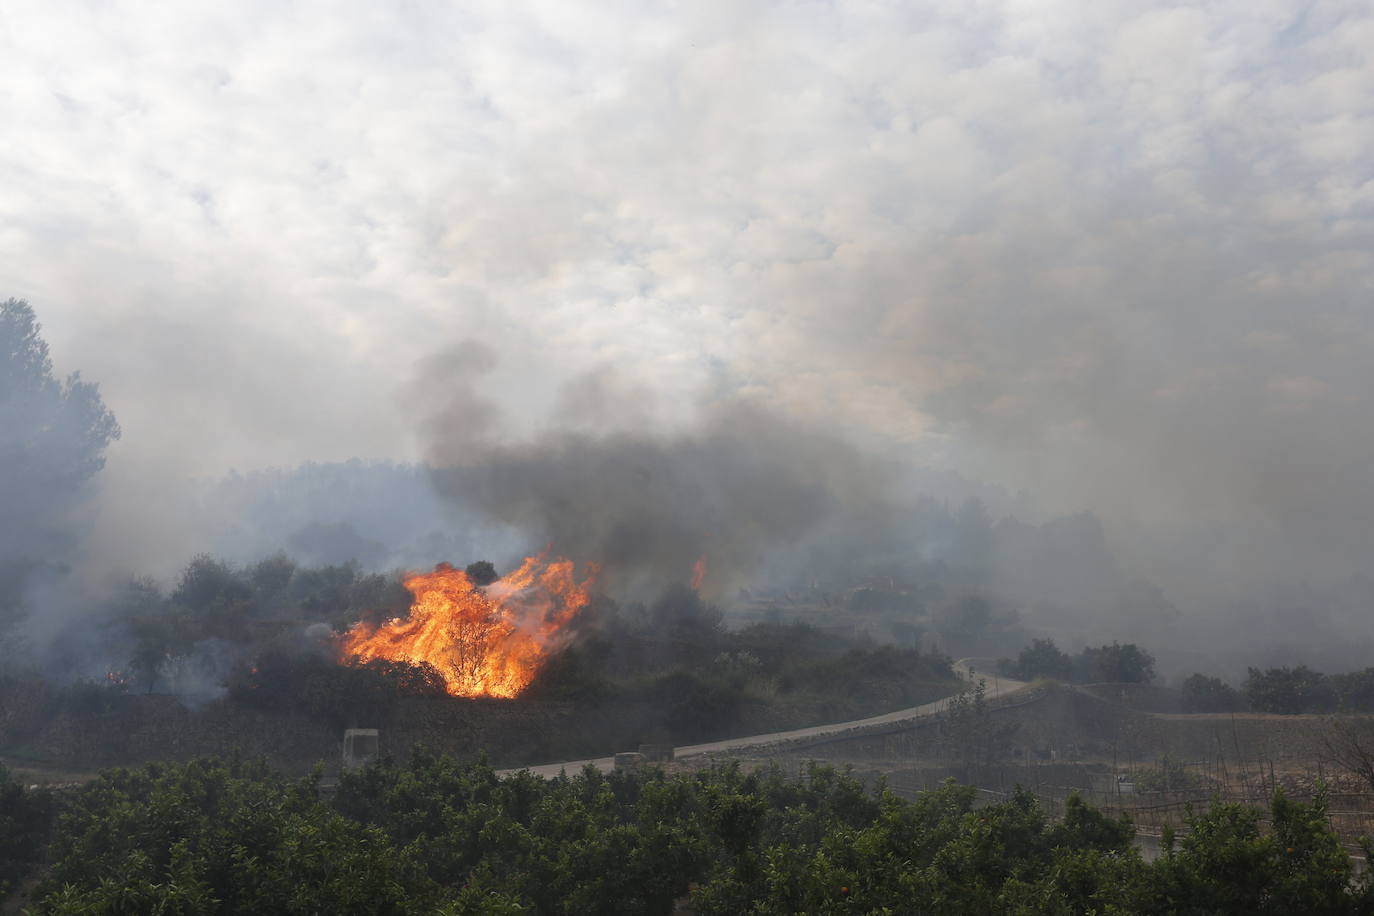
35,757 -> 431,914
1075,642 -> 1156,684
0,765 -> 53,900
1246,665 -> 1336,714
227,651 -> 448,727
1000,638 -> 1074,681
1181,673 -> 1245,712
24,752 -> 1374,914
1331,668 -> 1374,712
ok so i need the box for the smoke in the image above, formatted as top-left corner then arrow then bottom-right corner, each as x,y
415,341 -> 895,594
858,211 -> 1374,597
407,319 -> 1374,672
3,1 -> 1372,673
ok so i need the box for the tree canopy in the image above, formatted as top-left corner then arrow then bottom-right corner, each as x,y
7,753 -> 1371,914
0,298 -> 120,508
0,298 -> 120,617
999,639 -> 1156,684
1181,673 -> 1245,712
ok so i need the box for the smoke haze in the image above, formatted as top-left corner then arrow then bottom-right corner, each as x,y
413,343 -> 894,593
1,2 -> 1372,668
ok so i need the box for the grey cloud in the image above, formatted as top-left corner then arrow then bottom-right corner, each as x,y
1,0 -> 1372,605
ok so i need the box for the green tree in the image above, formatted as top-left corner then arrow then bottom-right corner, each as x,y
172,554 -> 252,613
1330,667 -> 1374,712
127,612 -> 194,694
1002,638 -> 1074,681
648,584 -> 724,639
249,551 -> 298,599
935,594 -> 992,648
1246,665 -> 1336,714
1148,788 -> 1361,914
35,757 -> 431,915
1076,642 -> 1156,684
0,299 -> 120,494
1181,673 -> 1245,712
0,298 -> 120,621
26,750 -> 1374,914
0,764 -> 54,901
941,678 -> 1012,768
1044,792 -> 1134,853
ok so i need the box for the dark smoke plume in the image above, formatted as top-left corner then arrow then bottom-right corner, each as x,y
415,341 -> 893,592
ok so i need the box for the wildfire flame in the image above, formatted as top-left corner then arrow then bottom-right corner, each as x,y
690,556 -> 707,591
340,554 -> 597,698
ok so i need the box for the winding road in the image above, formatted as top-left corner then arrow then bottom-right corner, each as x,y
504,660 -> 1025,779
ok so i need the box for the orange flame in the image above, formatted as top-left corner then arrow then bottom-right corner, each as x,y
340,554 -> 597,698
690,556 -> 707,591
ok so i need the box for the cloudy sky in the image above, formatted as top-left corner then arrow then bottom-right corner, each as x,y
3,1 -> 1372,581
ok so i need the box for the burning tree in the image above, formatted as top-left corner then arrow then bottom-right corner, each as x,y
340,554 -> 596,698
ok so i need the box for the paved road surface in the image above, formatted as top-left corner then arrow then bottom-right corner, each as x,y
504,661 -> 1024,779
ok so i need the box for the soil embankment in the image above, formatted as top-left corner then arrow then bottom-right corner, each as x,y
0,676 -> 959,777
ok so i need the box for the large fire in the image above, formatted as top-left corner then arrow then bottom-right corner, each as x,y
340,554 -> 597,698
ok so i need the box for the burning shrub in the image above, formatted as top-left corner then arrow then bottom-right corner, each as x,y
340,555 -> 597,699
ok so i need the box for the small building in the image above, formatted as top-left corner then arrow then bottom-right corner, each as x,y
614,752 -> 644,771
639,743 -> 675,763
342,728 -> 380,771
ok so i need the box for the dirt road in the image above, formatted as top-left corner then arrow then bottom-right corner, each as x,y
505,660 -> 1024,779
